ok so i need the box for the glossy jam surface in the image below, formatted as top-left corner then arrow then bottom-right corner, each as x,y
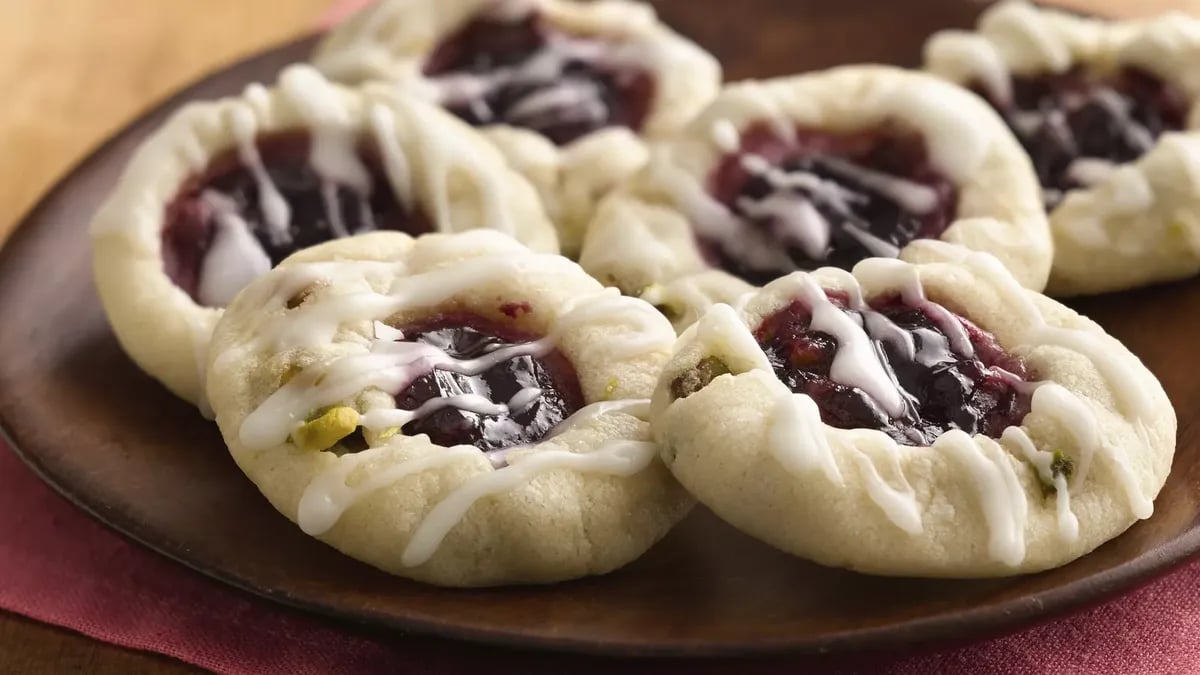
981,67 -> 1188,206
423,9 -> 655,145
753,292 -> 1031,444
392,313 -> 585,453
705,123 -> 959,285
162,131 -> 429,303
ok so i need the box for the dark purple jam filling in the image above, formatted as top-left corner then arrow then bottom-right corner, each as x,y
703,123 -> 959,286
162,130 -> 430,304
423,9 -> 655,145
744,292 -> 1029,444
391,313 -> 585,453
977,67 -> 1187,207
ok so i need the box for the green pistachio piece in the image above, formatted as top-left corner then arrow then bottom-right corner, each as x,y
670,356 -> 731,400
293,406 -> 360,452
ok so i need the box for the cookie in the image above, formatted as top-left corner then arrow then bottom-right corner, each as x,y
91,64 -> 555,407
925,0 -> 1200,295
205,230 -> 690,587
578,65 -> 1051,331
651,239 -> 1175,577
313,0 -> 721,255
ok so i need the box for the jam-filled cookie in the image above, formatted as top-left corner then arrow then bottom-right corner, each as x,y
313,0 -> 720,255
205,230 -> 689,587
578,65 -> 1050,330
651,240 -> 1174,577
925,1 -> 1200,296
91,65 -> 555,407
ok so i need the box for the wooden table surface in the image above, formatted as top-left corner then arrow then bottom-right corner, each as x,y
0,0 -> 1189,671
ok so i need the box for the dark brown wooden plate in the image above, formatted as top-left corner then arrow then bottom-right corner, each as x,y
1,0 -> 1197,658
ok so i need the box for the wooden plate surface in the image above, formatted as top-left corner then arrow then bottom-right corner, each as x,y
1,0 -> 1197,657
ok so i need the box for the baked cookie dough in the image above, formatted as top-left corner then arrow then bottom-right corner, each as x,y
651,239 -> 1175,577
206,230 -> 689,587
313,0 -> 721,256
91,64 -> 555,408
578,65 -> 1051,331
925,0 -> 1200,295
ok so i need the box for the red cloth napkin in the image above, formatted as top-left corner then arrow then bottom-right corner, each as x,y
1,443 -> 1198,674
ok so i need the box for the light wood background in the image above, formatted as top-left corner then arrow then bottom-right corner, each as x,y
0,0 -> 331,239
0,0 -> 1190,671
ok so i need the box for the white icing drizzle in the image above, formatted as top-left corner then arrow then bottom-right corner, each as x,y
767,381 -> 924,534
228,106 -> 292,246
1067,157 -> 1117,187
196,192 -> 273,307
297,444 -> 480,537
320,182 -> 351,238
392,95 -> 513,234
427,8 -> 655,135
372,320 -> 404,341
852,258 -> 975,358
724,250 -> 1161,565
279,66 -> 373,195
938,431 -> 1028,566
664,117 -> 943,271
844,443 -> 924,535
293,397 -> 656,566
360,388 -> 543,431
190,316 -> 216,421
769,388 -> 843,485
842,223 -> 901,258
768,274 -> 906,417
546,398 -> 651,439
736,192 -> 830,260
168,65 -> 518,326
817,156 -> 940,215
298,432 -> 657,559
400,439 -> 656,566
710,119 -> 741,152
1002,84 -> 1161,207
505,80 -> 607,128
941,249 -> 1155,422
368,103 -> 413,207
239,251 -> 674,564
652,158 -> 799,273
1002,424 -> 1079,542
1092,88 -> 1156,154
928,7 -> 1160,206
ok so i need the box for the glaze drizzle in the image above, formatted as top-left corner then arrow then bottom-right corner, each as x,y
236,247 -> 675,566
684,252 -> 1156,565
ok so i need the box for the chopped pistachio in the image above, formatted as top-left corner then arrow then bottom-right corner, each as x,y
1039,450 -> 1076,495
1050,450 -> 1075,480
670,356 -> 731,400
293,406 -> 360,452
603,377 -> 619,400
